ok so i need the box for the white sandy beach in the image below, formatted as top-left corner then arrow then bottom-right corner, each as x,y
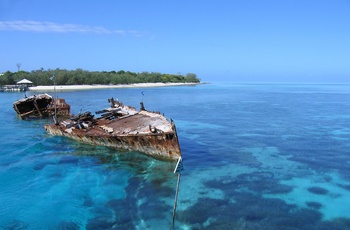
28,82 -> 200,92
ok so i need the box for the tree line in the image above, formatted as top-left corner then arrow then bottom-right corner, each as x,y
0,68 -> 201,86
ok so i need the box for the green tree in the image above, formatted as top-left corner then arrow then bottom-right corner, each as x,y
0,68 -> 201,86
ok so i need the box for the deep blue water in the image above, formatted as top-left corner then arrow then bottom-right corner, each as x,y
2,83 -> 350,229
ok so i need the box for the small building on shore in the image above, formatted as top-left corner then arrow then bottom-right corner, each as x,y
0,79 -> 33,92
17,78 -> 33,86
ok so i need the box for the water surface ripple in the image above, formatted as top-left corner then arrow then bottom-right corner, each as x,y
1,83 -> 350,229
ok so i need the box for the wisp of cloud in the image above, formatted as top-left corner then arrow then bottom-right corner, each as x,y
0,20 -> 144,36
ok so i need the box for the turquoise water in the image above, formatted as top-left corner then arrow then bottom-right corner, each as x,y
1,83 -> 350,229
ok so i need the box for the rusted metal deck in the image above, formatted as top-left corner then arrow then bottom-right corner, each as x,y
45,98 -> 181,160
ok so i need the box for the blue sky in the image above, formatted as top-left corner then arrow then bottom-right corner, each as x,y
1,0 -> 350,83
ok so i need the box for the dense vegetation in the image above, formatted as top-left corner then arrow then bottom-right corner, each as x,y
0,68 -> 200,86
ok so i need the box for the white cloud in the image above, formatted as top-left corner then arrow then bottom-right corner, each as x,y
0,20 -> 144,36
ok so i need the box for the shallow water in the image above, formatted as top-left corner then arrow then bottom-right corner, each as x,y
1,83 -> 350,229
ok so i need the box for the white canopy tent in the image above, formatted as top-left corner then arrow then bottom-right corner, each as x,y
17,79 -> 33,84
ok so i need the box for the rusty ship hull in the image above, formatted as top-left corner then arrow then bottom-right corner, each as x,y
45,99 -> 181,160
13,93 -> 70,120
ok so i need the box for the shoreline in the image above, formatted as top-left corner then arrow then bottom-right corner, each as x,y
28,82 -> 201,92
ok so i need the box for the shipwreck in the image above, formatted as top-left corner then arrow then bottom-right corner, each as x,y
44,98 -> 182,160
13,93 -> 70,120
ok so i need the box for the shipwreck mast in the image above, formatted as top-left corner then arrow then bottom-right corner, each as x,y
172,157 -> 183,228
51,74 -> 58,125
